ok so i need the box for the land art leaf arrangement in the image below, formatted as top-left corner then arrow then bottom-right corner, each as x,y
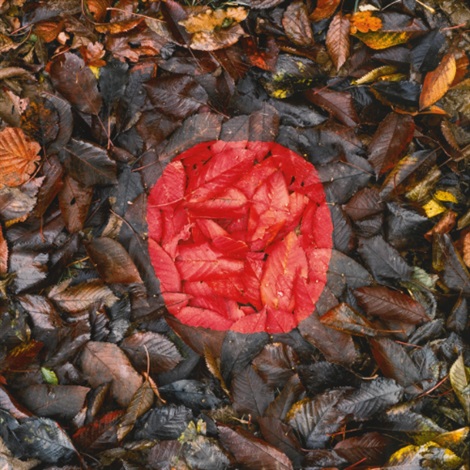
0,0 -> 469,468
148,141 -> 332,334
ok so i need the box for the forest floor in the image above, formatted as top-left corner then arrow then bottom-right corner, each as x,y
0,0 -> 470,468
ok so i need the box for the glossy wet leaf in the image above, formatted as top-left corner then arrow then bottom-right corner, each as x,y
326,13 -> 350,71
218,424 -> 294,470
282,2 -> 314,47
80,341 -> 143,407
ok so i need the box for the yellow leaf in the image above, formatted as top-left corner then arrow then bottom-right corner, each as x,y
89,65 -> 100,79
423,199 -> 446,218
352,31 -> 413,50
434,190 -> 458,204
352,65 -> 397,85
420,52 -> 457,110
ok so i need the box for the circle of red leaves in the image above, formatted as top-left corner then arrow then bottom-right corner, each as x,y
147,141 -> 333,334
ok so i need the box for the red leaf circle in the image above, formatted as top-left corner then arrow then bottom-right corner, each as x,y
147,141 -> 333,334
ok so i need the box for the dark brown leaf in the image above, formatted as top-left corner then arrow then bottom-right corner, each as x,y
120,331 -> 183,374
334,432 -> 392,466
218,424 -> 294,470
231,365 -> 274,419
342,188 -> 384,221
61,139 -> 117,187
355,286 -> 430,325
326,13 -> 350,71
368,112 -> 415,176
58,175 -> 93,233
144,76 -> 209,121
86,237 -> 143,284
305,88 -> 359,127
49,52 -> 102,115
19,384 -> 89,419
282,2 -> 314,47
252,343 -> 297,388
80,341 -> 143,407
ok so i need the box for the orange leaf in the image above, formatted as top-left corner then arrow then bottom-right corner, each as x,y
310,0 -> 340,21
420,52 -> 457,110
326,13 -> 350,71
0,127 -> 40,188
0,225 -> 7,274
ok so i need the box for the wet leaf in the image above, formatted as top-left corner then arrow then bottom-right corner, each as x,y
73,410 -> 123,450
449,355 -> 470,421
0,128 -> 41,188
420,52 -> 457,110
358,235 -> 413,283
145,76 -> 209,120
368,112 -> 415,176
0,225 -> 8,274
120,331 -> 183,374
117,379 -> 154,441
60,139 -> 117,187
287,389 -> 348,449
282,2 -> 314,47
49,52 -> 102,115
218,424 -> 293,470
57,175 -> 92,233
19,384 -> 89,419
80,341 -> 143,407
86,237 -> 143,284
334,432 -> 392,466
326,13 -> 350,71
231,365 -> 274,419
355,286 -> 429,325
337,377 -> 403,420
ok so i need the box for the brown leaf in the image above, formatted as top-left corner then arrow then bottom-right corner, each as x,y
80,341 -> 143,407
0,178 -> 43,224
463,231 -> 470,268
305,88 -> 359,127
334,432 -> 392,466
48,279 -> 118,313
33,155 -> 64,218
117,379 -> 154,441
9,249 -> 48,293
19,384 -> 90,419
282,2 -> 314,47
420,52 -> 457,110
342,188 -> 384,221
310,0 -> 340,21
326,13 -> 350,71
86,237 -> 143,284
49,52 -> 102,115
58,175 -> 93,233
0,128 -> 41,188
355,286 -> 429,325
85,0 -> 111,22
0,224 -> 7,274
218,424 -> 293,470
120,331 -> 183,374
368,112 -> 415,176
231,365 -> 274,419
320,303 -> 379,337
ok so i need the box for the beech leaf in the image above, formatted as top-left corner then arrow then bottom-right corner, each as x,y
420,52 -> 457,110
326,13 -> 350,71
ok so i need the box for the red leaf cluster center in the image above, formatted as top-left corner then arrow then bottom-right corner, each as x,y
147,141 -> 333,334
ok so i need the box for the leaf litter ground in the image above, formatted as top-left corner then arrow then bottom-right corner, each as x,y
0,0 -> 469,469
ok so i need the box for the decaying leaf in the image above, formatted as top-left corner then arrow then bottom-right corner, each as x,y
310,0 -> 340,21
282,2 -> 314,47
0,128 -> 41,188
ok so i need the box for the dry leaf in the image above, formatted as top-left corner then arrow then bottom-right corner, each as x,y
0,127 -> 41,188
420,52 -> 457,110
326,13 -> 350,71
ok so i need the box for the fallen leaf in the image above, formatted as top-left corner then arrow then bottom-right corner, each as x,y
310,0 -> 340,21
420,52 -> 457,110
282,2 -> 314,47
326,13 -> 350,71
80,341 -> 143,407
0,128 -> 40,188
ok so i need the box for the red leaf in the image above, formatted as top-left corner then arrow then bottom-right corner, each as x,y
148,141 -> 332,333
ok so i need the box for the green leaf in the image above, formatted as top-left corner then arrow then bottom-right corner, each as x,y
40,367 -> 58,385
